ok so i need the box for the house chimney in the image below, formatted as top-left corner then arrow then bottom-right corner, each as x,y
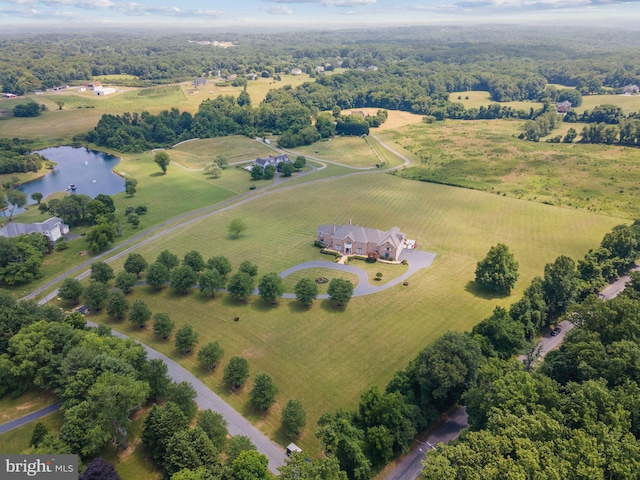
333,225 -> 336,234
349,218 -> 352,225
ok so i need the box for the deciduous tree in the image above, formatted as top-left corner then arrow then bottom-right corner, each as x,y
294,277 -> 318,307
124,253 -> 148,278
228,218 -> 247,238
156,250 -> 179,270
129,299 -> 151,328
154,151 -> 170,174
258,272 -> 285,304
207,255 -> 232,278
90,261 -> 115,284
281,399 -> 306,437
223,356 -> 250,390
106,290 -> 129,320
153,312 -> 175,340
197,410 -> 228,450
146,261 -> 170,290
171,265 -> 197,295
328,278 -> 354,307
227,272 -> 255,302
198,341 -> 224,371
249,372 -> 278,411
199,268 -> 223,297
175,324 -> 198,354
58,278 -> 83,305
115,270 -> 137,294
183,250 -> 205,272
83,281 -> 108,311
475,243 -> 519,294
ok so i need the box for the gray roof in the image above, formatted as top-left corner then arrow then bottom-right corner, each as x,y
0,217 -> 65,238
255,154 -> 289,167
318,224 -> 404,248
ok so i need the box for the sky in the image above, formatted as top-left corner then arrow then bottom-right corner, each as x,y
0,0 -> 638,29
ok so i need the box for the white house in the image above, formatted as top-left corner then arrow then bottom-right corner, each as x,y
0,217 -> 69,242
290,68 -> 302,76
245,154 -> 290,172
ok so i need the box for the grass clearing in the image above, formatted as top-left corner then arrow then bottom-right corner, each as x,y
292,136 -> 380,167
389,119 -> 640,218
95,172 -> 621,454
448,91 -> 543,111
0,410 -> 64,454
576,94 -> 640,114
0,390 -> 58,424
171,136 -> 275,168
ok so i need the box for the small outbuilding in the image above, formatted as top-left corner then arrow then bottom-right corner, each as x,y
286,443 -> 302,456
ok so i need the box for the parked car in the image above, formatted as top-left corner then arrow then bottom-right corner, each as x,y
550,326 -> 562,336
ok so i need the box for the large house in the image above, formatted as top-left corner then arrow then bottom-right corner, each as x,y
0,217 -> 69,242
317,223 -> 407,260
252,154 -> 290,171
624,85 -> 640,95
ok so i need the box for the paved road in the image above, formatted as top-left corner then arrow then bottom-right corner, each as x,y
384,408 -> 468,480
0,402 -> 61,435
82,321 -> 287,473
384,263 -> 639,480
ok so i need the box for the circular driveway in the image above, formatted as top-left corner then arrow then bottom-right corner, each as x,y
279,249 -> 436,298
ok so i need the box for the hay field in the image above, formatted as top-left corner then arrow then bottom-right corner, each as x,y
448,91 -> 543,111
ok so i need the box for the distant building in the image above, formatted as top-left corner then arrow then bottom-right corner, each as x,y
351,110 -> 369,118
624,84 -> 639,95
246,73 -> 258,80
227,74 -> 237,81
193,78 -> 207,87
315,66 -> 325,73
290,68 -> 302,76
0,217 -> 69,242
556,101 -> 572,114
94,87 -> 116,96
85,81 -> 102,91
246,154 -> 290,172
367,66 -> 379,71
4,93 -> 17,98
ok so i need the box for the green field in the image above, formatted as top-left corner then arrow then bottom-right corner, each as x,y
389,119 -> 640,218
448,91 -> 543,111
171,136 -> 275,168
94,172 -> 621,454
0,390 -> 57,424
576,93 -> 640,114
292,136 -> 382,168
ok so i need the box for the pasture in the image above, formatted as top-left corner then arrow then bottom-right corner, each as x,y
448,91 -> 543,111
96,172 -> 622,454
576,93 -> 640,114
389,119 -> 640,219
171,136 -> 274,168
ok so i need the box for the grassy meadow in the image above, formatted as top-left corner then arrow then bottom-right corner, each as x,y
0,390 -> 57,424
389,119 -> 640,219
576,93 -> 640,114
93,172 -> 622,454
448,91 -> 543,111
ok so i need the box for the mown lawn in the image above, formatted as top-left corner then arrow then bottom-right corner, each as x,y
292,136 -> 380,168
447,91 -> 543,111
94,173 -> 622,455
389,119 -> 640,219
170,136 -> 274,168
576,94 -> 640,114
0,410 -> 64,454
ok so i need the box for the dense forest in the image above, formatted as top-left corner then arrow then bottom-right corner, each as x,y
1,26 -> 640,97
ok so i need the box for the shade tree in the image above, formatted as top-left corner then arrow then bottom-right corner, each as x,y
281,399 -> 306,437
258,272 -> 285,304
156,250 -> 180,270
58,278 -> 83,305
146,261 -> 170,290
207,255 -> 232,278
175,324 -> 199,354
183,250 -> 205,272
171,265 -> 197,295
90,261 -> 115,284
197,341 -> 224,371
129,299 -> 151,328
153,312 -> 175,340
106,290 -> 129,320
474,243 -> 519,294
83,281 -> 109,311
223,356 -> 250,390
115,270 -> 137,294
249,372 -> 278,411
227,272 -> 255,302
199,268 -> 224,297
228,218 -> 247,238
294,277 -> 318,307
154,151 -> 170,173
124,253 -> 148,277
327,278 -> 354,307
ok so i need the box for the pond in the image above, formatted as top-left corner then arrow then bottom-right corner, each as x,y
15,146 -> 123,214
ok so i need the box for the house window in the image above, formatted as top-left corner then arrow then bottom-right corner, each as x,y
386,247 -> 390,251
335,245 -> 342,251
357,248 -> 362,254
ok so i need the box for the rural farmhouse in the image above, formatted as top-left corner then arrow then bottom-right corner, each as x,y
317,223 -> 412,260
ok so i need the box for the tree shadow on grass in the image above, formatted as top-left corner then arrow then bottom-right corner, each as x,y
287,300 -> 312,314
464,280 -> 511,300
318,298 -> 347,313
149,172 -> 165,177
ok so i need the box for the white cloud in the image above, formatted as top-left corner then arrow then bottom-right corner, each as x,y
261,5 -> 294,13
324,0 -> 376,6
